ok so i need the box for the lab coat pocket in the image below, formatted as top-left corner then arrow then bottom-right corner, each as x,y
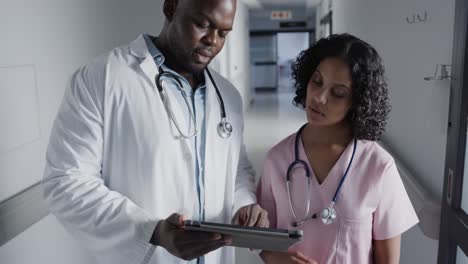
335,216 -> 373,264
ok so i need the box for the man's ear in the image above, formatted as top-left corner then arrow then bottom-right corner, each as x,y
163,0 -> 179,22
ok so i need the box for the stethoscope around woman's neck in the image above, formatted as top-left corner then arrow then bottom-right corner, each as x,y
287,124 -> 357,226
155,66 -> 232,139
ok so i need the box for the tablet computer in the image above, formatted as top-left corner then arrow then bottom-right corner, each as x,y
183,220 -> 302,252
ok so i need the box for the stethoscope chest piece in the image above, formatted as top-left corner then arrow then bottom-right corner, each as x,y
217,118 -> 232,139
321,206 -> 337,225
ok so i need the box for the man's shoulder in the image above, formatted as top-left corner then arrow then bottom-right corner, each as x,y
80,41 -> 136,77
207,68 -> 236,89
68,42 -> 136,96
86,38 -> 136,66
207,68 -> 242,101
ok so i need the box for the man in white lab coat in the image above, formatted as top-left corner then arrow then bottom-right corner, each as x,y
42,0 -> 268,263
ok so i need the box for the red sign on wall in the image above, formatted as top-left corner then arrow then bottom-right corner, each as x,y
270,11 -> 292,20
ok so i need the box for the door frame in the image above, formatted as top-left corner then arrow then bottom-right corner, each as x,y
437,0 -> 468,262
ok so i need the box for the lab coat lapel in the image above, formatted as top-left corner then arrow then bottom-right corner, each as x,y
130,35 -> 189,141
204,69 -> 228,219
129,35 -> 159,88
139,56 -> 158,86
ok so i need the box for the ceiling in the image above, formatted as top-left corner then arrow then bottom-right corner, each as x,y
241,0 -> 320,8
260,0 -> 309,6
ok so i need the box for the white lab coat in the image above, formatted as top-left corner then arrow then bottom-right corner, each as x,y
42,35 -> 256,264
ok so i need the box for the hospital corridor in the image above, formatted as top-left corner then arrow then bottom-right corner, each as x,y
1,0 -> 468,263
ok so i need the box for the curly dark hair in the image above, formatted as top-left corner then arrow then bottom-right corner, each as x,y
291,33 -> 391,141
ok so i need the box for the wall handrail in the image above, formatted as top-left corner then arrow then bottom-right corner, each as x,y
0,182 -> 48,246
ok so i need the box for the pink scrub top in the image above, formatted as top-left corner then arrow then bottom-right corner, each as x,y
257,132 -> 419,264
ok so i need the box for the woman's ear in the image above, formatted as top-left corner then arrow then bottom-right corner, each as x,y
163,0 -> 179,22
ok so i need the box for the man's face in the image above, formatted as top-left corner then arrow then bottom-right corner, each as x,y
165,0 -> 236,75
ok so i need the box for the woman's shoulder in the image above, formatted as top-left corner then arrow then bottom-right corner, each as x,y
265,132 -> 297,161
352,141 -> 399,193
357,140 -> 395,169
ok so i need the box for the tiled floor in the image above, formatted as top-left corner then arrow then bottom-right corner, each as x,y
236,91 -> 306,263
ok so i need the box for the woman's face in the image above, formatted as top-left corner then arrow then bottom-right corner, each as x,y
305,57 -> 353,127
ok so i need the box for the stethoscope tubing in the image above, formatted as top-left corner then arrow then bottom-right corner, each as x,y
155,66 -> 231,139
287,123 -> 357,225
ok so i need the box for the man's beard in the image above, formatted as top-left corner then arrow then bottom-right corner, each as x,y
179,55 -> 208,78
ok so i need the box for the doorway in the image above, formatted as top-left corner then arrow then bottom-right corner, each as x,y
277,32 -> 310,93
250,31 -> 314,94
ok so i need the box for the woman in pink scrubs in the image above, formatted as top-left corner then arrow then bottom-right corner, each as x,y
257,33 -> 418,264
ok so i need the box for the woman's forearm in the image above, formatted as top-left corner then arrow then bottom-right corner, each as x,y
373,236 -> 402,264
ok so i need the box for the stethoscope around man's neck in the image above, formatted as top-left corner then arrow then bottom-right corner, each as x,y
155,66 -> 232,139
287,124 -> 357,227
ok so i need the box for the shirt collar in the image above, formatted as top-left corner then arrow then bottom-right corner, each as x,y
143,33 -> 206,92
143,33 -> 165,68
